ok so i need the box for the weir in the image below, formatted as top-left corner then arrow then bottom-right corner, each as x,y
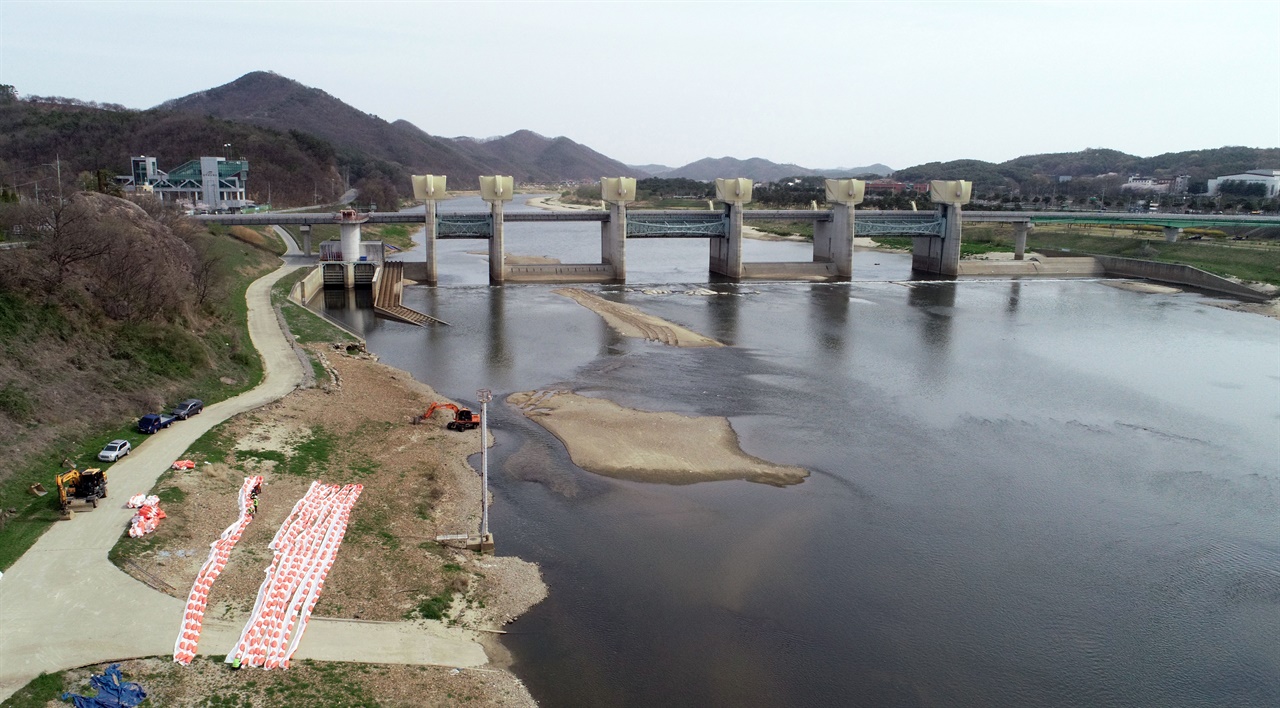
197,180 -> 1280,286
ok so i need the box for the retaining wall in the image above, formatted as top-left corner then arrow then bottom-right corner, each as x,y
1089,254 -> 1271,302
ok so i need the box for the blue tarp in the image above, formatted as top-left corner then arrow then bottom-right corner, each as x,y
60,664 -> 146,708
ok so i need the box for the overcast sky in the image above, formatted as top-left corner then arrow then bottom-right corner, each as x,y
2,0 -> 1277,170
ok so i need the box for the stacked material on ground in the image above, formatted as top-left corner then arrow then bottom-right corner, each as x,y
174,476 -> 264,665
126,494 -> 160,509
127,498 -> 166,538
226,482 -> 363,669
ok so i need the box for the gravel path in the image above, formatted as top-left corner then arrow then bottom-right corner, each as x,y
0,264 -> 487,701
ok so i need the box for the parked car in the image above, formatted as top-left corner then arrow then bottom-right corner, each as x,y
138,413 -> 177,434
98,439 -> 132,462
172,399 -> 204,420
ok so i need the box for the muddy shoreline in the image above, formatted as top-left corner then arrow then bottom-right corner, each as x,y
114,346 -> 546,705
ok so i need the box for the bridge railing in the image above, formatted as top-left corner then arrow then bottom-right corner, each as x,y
854,214 -> 945,237
436,214 -> 493,238
626,213 -> 728,238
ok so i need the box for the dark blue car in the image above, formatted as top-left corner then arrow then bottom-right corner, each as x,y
138,413 -> 176,434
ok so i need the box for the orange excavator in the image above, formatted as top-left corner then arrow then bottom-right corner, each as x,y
413,402 -> 479,431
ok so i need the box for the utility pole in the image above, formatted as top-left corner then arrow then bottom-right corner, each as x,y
477,388 -> 493,546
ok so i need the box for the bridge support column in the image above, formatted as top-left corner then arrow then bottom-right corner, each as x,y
817,180 -> 864,278
423,199 -> 438,284
911,206 -> 964,276
601,178 -> 634,282
489,200 -> 506,284
709,202 -> 745,279
813,204 -> 854,276
479,176 -> 514,285
1163,226 -> 1182,243
411,175 -> 447,285
603,203 -> 627,281
300,224 -> 312,255
912,181 -> 972,277
1013,221 -> 1030,260
709,179 -> 752,280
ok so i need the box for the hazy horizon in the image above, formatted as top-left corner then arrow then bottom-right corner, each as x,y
2,0 -> 1277,170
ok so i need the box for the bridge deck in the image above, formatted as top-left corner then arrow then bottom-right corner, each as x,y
196,210 -> 1280,229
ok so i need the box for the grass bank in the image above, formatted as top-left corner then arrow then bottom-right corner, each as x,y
280,223 -> 415,251
872,223 -> 1280,285
0,233 -> 280,571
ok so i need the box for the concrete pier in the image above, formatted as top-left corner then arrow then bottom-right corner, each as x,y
410,175 -> 448,285
813,180 -> 863,278
601,178 -> 634,282
1013,221 -> 1029,260
489,200 -> 506,284
423,199 -> 438,283
1163,226 -> 1182,243
709,202 -> 745,279
479,176 -> 514,285
709,178 -> 751,280
911,181 -> 973,277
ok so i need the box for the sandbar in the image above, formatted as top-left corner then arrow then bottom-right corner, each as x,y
508,390 -> 808,487
554,288 -> 723,347
467,250 -> 562,265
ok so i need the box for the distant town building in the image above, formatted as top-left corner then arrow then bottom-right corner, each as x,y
1119,174 -> 1190,194
118,156 -> 250,212
865,178 -> 929,195
1207,169 -> 1280,198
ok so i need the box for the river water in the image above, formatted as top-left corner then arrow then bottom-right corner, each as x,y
318,195 -> 1280,707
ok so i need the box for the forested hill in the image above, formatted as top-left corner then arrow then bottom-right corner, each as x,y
660,156 -> 892,181
893,147 -> 1280,194
160,71 -> 641,188
0,95 -> 342,207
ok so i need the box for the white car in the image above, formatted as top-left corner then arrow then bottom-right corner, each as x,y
98,439 -> 131,462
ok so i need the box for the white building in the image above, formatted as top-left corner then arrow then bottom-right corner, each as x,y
1207,169 -> 1280,198
1119,174 -> 1190,194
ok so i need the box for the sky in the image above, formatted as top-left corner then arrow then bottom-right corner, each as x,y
2,0 -> 1278,171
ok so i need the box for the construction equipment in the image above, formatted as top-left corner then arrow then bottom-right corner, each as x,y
412,402 -> 479,431
56,468 -> 108,516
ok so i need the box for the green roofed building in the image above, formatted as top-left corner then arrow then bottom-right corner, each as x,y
119,156 -> 249,213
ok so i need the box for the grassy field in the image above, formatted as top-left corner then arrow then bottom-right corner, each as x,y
871,223 -> 1280,285
279,223 -> 415,252
270,268 -> 358,384
1027,228 -> 1280,285
0,233 -> 280,572
747,220 -> 814,239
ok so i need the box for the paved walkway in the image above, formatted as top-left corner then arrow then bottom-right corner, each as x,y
0,264 -> 486,701
272,225 -> 304,256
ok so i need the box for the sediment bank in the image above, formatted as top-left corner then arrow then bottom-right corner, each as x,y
554,288 -> 723,347
508,390 -> 808,487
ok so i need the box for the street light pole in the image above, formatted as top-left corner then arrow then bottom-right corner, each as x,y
477,388 -> 492,540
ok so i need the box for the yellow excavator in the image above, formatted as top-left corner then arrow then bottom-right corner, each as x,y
412,402 -> 479,431
56,468 -> 108,518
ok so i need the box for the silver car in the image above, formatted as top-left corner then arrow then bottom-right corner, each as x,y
97,439 -> 131,462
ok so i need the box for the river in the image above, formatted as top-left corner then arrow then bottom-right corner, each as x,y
316,195 -> 1280,707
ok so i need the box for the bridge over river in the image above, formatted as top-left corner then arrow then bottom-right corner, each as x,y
198,177 -> 1279,285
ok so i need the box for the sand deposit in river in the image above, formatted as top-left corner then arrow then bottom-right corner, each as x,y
554,288 -> 723,347
508,390 -> 808,487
